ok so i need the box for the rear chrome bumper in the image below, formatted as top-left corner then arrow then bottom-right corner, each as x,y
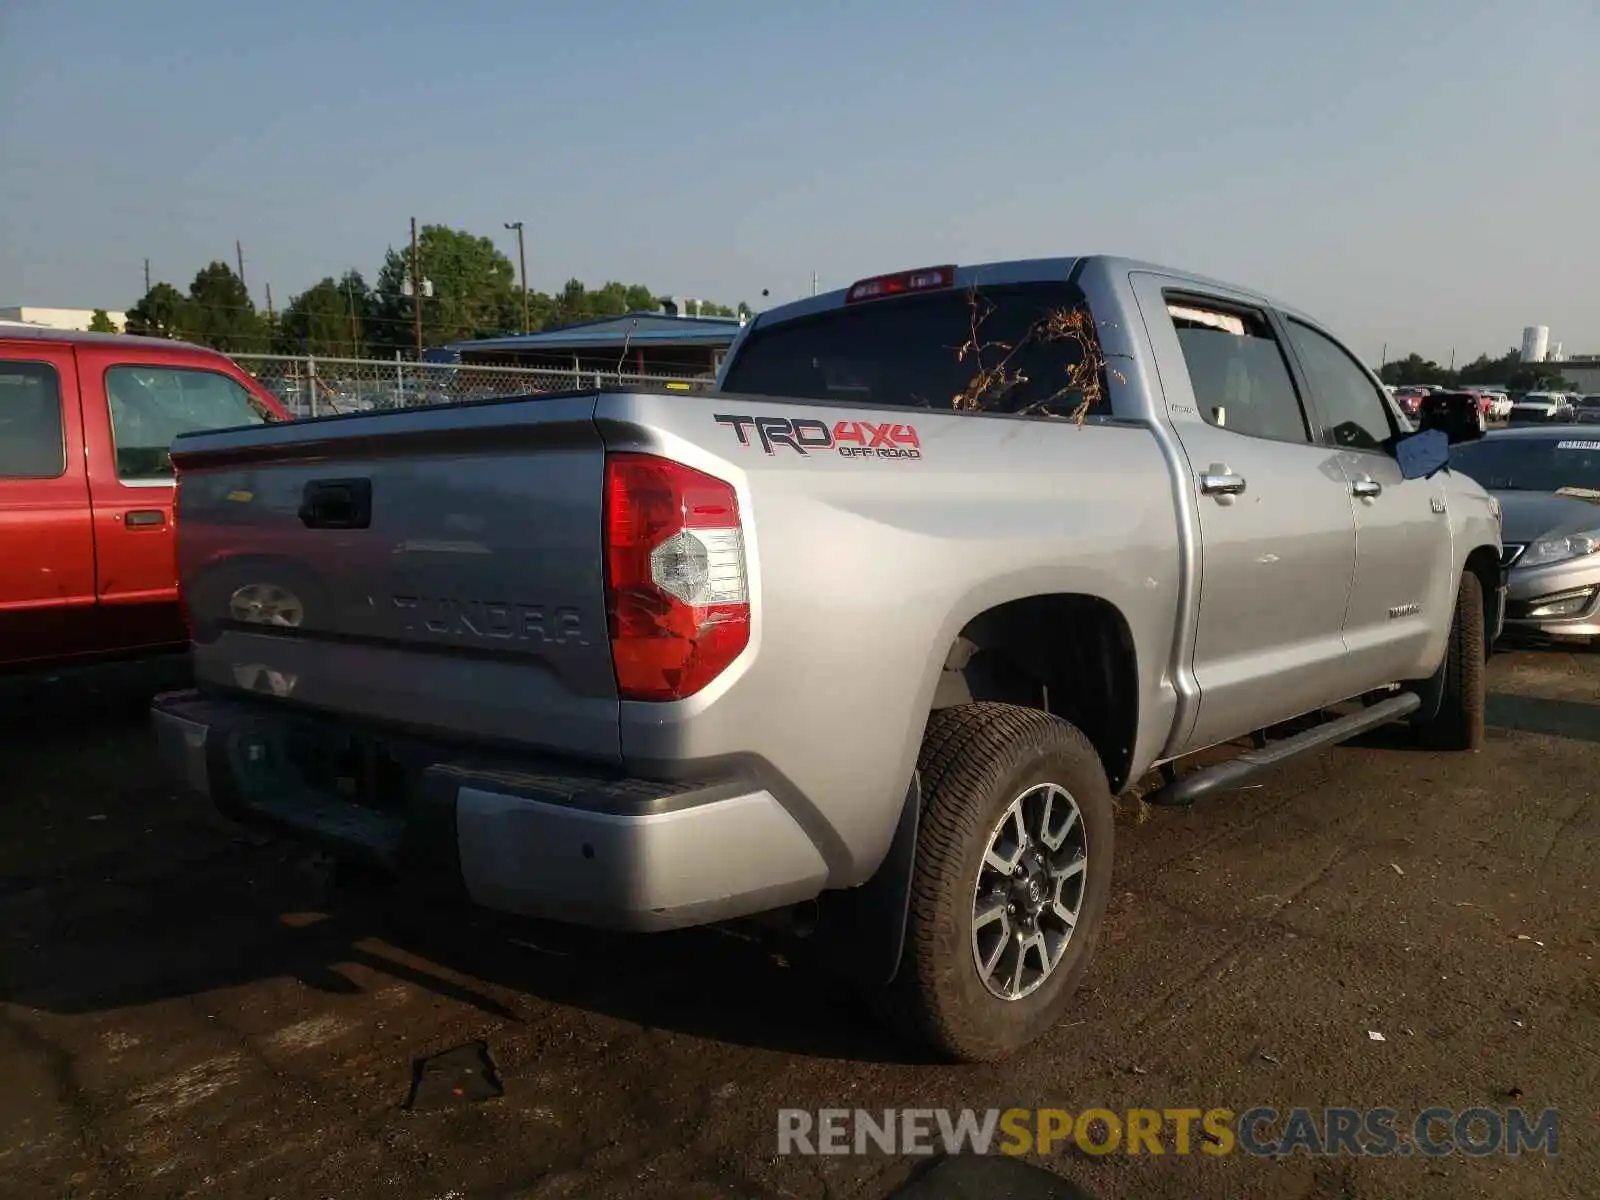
150,689 -> 828,931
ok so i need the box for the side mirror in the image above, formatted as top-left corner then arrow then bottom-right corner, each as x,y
1396,428 -> 1449,479
1418,392 -> 1484,445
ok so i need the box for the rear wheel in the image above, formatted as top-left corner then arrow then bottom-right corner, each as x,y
1411,571 -> 1486,751
870,702 -> 1115,1062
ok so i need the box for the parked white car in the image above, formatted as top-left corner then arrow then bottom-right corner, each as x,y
1510,392 -> 1572,424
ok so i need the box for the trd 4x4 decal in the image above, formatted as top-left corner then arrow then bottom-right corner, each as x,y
713,414 -> 922,460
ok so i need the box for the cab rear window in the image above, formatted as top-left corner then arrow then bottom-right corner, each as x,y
722,282 -> 1106,418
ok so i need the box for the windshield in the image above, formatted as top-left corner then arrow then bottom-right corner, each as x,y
1449,435 -> 1600,493
722,282 -> 1105,417
106,364 -> 269,481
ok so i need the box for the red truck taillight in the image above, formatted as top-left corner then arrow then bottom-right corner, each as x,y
603,453 -> 750,701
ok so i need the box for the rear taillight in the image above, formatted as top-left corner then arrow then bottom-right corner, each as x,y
603,453 -> 750,701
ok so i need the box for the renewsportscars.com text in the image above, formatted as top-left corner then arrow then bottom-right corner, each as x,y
776,1106 -> 1559,1159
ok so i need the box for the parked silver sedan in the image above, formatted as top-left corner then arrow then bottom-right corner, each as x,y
1449,425 -> 1600,645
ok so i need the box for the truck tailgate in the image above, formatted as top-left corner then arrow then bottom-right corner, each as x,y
169,394 -> 621,762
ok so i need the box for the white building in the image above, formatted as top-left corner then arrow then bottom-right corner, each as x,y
0,306 -> 127,332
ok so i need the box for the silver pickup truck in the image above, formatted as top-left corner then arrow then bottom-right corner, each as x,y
152,256 -> 1503,1062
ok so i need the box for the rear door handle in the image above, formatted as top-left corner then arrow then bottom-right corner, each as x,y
1351,476 -> 1383,499
122,509 -> 166,528
1199,472 -> 1247,496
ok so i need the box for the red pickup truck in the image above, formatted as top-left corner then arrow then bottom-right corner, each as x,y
0,327 -> 289,672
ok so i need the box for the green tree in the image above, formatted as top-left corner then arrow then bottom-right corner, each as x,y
579,281 -> 662,320
522,289 -> 560,330
1379,353 -> 1450,387
550,277 -> 594,326
275,270 -> 372,356
186,262 -> 261,352
124,282 -> 192,339
1381,344 -> 1577,394
87,309 -> 118,333
369,225 -> 518,357
1456,348 -> 1520,387
1508,366 -> 1576,392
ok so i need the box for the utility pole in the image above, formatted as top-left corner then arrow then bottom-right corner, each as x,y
410,217 -> 423,361
1380,343 -> 1387,369
504,221 -> 529,333
347,276 -> 359,353
235,240 -> 247,291
812,271 -> 818,297
143,258 -> 151,293
265,282 -> 275,325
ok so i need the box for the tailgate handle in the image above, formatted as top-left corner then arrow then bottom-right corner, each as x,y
299,478 -> 372,529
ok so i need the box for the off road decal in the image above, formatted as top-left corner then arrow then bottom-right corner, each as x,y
714,414 -> 922,460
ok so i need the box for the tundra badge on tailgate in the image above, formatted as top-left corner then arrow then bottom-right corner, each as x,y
714,414 -> 922,461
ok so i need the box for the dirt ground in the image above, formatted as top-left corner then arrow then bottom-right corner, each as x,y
1,647 -> 1595,1200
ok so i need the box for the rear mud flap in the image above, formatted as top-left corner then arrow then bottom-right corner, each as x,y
790,773 -> 920,988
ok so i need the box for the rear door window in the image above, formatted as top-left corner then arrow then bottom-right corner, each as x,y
721,282 -> 1107,418
0,361 -> 67,478
105,365 -> 267,481
1165,300 -> 1310,444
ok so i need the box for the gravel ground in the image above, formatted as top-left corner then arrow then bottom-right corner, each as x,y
1,646 -> 1595,1200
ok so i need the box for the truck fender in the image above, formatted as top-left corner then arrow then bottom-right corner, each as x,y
790,771 -> 920,988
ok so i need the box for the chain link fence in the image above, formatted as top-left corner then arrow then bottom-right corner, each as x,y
232,354 -> 712,419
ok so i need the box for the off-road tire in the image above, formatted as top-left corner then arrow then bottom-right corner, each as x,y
870,702 -> 1115,1062
1411,570 -> 1486,751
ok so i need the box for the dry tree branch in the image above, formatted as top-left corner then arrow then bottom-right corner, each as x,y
952,292 -> 1131,426
950,286 -> 1027,413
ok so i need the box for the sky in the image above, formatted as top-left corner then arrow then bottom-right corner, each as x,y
2,0 -> 1596,365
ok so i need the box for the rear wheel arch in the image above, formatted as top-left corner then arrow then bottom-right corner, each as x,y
929,593 -> 1140,792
